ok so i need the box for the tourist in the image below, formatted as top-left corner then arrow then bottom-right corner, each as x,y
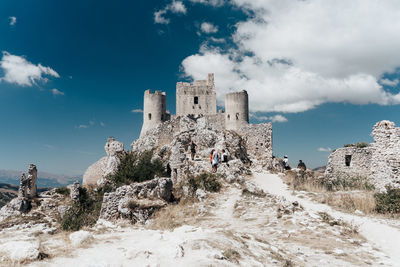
190,140 -> 197,160
283,155 -> 291,170
212,149 -> 219,173
222,149 -> 229,167
297,160 -> 306,171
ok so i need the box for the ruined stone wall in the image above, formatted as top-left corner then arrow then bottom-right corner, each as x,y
370,120 -> 400,191
325,147 -> 372,180
324,120 -> 400,192
238,123 -> 273,166
176,74 -> 216,117
140,90 -> 168,137
225,90 -> 249,131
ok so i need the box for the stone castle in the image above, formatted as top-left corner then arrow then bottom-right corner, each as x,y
140,73 -> 250,136
325,120 -> 400,192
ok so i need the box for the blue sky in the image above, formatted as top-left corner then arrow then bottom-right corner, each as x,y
1,0 -> 399,175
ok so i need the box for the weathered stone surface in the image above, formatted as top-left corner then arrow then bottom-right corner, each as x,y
68,181 -> 81,202
325,120 -> 400,192
27,164 -> 38,198
69,231 -> 93,247
83,138 -> 124,186
99,177 -> 173,223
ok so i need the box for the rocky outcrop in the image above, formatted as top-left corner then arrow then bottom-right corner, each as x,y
100,177 -> 173,223
83,137 -> 124,186
68,181 -> 81,202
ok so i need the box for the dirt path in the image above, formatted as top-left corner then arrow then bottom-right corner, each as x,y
252,171 -> 400,266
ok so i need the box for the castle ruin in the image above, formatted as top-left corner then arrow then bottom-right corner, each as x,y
325,120 -> 400,192
140,74 -> 251,135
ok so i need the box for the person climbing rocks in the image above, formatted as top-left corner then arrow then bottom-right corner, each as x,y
212,149 -> 219,173
222,149 -> 229,167
190,140 -> 197,160
297,160 -> 306,171
283,155 -> 291,170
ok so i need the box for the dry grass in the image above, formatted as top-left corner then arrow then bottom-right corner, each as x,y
317,191 -> 376,214
283,171 -> 377,215
149,199 -> 200,230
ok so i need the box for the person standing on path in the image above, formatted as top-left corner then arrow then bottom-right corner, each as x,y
190,140 -> 197,160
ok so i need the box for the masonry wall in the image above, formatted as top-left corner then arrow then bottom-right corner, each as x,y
324,120 -> 400,192
238,123 -> 273,166
176,74 -> 216,117
140,90 -> 167,137
370,120 -> 400,191
325,147 -> 372,180
225,90 -> 249,131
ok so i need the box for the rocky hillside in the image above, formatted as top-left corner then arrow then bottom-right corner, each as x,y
0,183 -> 18,208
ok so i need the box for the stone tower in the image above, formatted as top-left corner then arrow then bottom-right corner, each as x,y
225,90 -> 249,131
176,73 -> 216,117
140,89 -> 168,137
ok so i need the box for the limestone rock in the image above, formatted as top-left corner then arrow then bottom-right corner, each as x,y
100,177 -> 173,223
68,181 -> 81,202
69,231 -> 93,247
0,241 -> 40,263
83,137 -> 124,186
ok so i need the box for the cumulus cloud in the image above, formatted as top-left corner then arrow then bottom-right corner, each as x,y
380,78 -> 399,87
131,109 -> 143,113
318,147 -> 332,152
201,22 -> 218,34
0,51 -> 59,87
51,88 -> 64,96
154,1 -> 186,24
250,113 -> 287,123
9,16 -> 16,26
182,0 -> 400,113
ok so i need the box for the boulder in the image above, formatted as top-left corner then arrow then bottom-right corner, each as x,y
83,137 -> 124,186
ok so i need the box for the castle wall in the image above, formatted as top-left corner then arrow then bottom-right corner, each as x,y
225,90 -> 249,131
370,120 -> 400,191
324,147 -> 372,180
140,90 -> 167,137
324,120 -> 400,192
176,74 -> 216,117
237,123 -> 273,165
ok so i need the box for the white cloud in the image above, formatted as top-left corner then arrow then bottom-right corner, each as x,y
190,0 -> 224,6
77,124 -> 88,129
170,1 -> 187,14
201,22 -> 218,34
380,78 -> 399,87
9,16 -> 16,26
182,0 -> 400,113
154,10 -> 170,24
100,122 -> 105,127
131,109 -> 143,113
250,113 -> 287,123
154,1 -> 186,24
51,88 -> 64,96
269,115 -> 288,123
318,147 -> 332,152
0,51 -> 59,87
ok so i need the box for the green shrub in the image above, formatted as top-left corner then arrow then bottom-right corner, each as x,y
61,187 -> 103,231
55,187 -> 70,196
187,172 -> 221,193
109,150 -> 168,186
375,186 -> 400,214
355,142 -> 368,148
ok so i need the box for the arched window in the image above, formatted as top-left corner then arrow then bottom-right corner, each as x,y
148,113 -> 152,120
194,96 -> 199,104
236,113 -> 239,120
227,114 -> 230,120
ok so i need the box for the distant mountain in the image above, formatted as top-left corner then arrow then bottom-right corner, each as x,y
312,166 -> 326,173
0,169 -> 82,188
0,183 -> 18,208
